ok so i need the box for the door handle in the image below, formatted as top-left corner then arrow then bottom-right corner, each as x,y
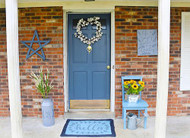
107,65 -> 111,70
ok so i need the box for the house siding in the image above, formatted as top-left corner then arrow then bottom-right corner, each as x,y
0,6 -> 190,117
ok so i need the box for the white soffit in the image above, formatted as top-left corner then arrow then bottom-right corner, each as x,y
1,0 -> 190,9
16,0 -> 190,2
0,0 -> 190,4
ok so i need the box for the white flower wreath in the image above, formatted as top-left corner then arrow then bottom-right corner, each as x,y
74,16 -> 103,53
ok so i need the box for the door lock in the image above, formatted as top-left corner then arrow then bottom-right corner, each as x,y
107,65 -> 111,70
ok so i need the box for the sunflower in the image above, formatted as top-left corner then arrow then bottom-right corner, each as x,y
124,81 -> 130,85
141,84 -> 145,88
130,80 -> 136,84
139,81 -> 145,86
132,84 -> 139,90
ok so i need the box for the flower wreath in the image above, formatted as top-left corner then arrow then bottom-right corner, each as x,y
74,17 -> 103,53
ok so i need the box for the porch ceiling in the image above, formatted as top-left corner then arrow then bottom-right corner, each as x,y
0,0 -> 190,9
1,0 -> 190,4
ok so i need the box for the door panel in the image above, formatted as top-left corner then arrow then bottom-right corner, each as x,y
68,14 -> 111,109
92,71 -> 107,99
73,72 -> 88,99
92,34 -> 107,63
72,36 -> 87,63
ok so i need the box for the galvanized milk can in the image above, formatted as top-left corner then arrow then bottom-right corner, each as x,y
127,113 -> 137,130
41,98 -> 55,127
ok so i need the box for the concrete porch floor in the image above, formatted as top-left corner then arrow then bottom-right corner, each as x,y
0,114 -> 190,138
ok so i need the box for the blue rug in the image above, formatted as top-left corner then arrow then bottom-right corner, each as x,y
60,119 -> 116,137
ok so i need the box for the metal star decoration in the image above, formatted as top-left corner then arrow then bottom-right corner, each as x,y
21,30 -> 50,61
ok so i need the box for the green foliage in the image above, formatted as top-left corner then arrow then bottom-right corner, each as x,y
30,68 -> 53,99
124,80 -> 145,95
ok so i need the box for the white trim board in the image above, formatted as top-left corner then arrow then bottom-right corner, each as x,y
63,10 -> 69,112
63,9 -> 115,113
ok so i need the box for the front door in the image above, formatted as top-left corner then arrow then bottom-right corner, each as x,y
68,14 -> 111,109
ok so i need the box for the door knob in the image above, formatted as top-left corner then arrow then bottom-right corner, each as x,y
107,65 -> 111,70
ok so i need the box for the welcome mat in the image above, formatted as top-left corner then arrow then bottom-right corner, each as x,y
60,119 -> 116,137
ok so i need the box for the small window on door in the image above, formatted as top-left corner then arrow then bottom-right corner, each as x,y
72,19 -> 107,30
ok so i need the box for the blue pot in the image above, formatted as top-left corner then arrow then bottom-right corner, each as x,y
41,98 -> 55,127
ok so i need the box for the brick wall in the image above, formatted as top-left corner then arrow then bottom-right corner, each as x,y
0,7 -> 64,117
115,6 -> 190,117
1,6 -> 190,118
19,7 -> 64,117
0,9 -> 9,116
168,7 -> 190,116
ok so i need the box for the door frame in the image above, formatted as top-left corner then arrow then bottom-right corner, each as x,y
63,9 -> 115,112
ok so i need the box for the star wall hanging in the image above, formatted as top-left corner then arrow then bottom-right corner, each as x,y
21,30 -> 50,61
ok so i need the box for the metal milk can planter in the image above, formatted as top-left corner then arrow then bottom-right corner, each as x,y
42,98 -> 55,127
30,68 -> 54,127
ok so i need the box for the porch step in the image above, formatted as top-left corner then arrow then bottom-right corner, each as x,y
64,111 -> 115,119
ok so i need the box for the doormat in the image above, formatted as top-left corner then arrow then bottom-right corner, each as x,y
60,119 -> 116,137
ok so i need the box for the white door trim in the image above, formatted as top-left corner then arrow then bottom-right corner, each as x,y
63,8 -> 115,113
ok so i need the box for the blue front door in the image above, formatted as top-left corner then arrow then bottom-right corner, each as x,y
68,14 -> 111,109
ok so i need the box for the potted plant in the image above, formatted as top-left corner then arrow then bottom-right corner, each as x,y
30,68 -> 55,127
123,80 -> 145,103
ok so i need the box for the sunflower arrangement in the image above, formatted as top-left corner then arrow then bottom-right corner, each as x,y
124,80 -> 145,95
